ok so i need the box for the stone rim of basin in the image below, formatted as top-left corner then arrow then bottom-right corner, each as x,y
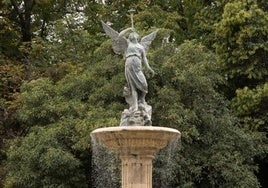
91,126 -> 181,156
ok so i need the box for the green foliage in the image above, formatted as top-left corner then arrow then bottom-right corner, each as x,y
215,0 -> 268,135
192,0 -> 232,47
232,83 -> 268,132
4,42 -> 125,186
5,122 -> 87,188
0,58 -> 26,185
215,0 -> 268,81
0,60 -> 23,140
151,40 -> 265,187
213,1 -> 268,184
135,5 -> 186,43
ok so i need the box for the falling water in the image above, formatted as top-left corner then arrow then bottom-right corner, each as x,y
153,137 -> 181,188
91,138 -> 121,188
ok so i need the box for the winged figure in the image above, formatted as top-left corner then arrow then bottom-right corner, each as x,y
101,21 -> 158,125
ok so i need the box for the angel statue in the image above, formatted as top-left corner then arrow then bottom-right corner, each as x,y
101,18 -> 158,126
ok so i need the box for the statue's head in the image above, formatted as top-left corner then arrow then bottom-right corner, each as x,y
128,32 -> 139,43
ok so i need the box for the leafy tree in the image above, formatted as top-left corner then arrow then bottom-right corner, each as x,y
4,44 -> 122,186
3,0 -> 90,42
215,0 -> 268,86
5,123 -> 88,188
151,40 -> 266,187
231,84 -> 268,132
214,0 -> 268,185
0,55 -> 27,185
214,0 -> 268,147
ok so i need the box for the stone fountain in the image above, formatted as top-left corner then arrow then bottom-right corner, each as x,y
91,14 -> 181,188
91,126 -> 180,188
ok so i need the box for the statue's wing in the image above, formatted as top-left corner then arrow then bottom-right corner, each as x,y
101,21 -> 127,55
140,29 -> 159,52
111,37 -> 128,55
101,20 -> 119,39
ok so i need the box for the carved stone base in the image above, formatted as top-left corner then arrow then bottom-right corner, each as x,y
120,104 -> 152,126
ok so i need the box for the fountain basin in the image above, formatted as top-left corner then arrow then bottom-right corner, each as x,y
91,126 -> 180,155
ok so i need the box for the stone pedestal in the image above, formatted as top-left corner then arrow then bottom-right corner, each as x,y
91,126 -> 180,188
121,154 -> 153,188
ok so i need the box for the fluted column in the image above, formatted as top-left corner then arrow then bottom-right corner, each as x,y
121,154 -> 154,188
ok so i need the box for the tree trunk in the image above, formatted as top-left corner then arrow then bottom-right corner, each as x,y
10,0 -> 35,42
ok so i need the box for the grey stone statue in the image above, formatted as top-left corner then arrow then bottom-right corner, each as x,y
101,20 -> 158,126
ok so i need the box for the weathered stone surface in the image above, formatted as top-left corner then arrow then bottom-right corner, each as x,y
120,103 -> 152,126
121,154 -> 153,188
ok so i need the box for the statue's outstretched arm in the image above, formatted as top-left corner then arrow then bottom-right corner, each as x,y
142,49 -> 155,76
119,28 -> 133,38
